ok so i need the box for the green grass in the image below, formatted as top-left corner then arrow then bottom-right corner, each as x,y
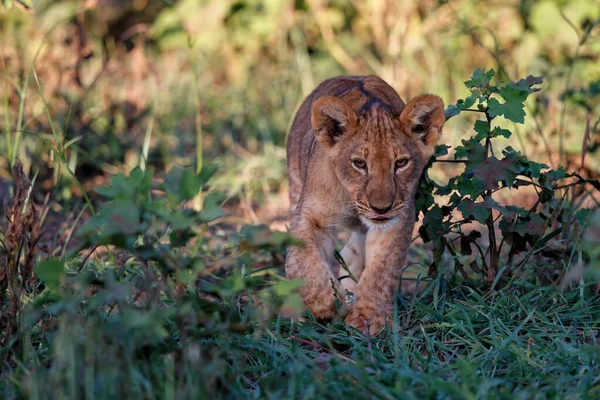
3,268 -> 600,399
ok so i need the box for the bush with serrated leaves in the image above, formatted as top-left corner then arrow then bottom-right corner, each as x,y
417,69 -> 600,286
5,165 -> 303,397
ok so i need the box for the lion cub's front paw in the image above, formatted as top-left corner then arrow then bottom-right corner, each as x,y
304,293 -> 346,320
345,307 -> 388,335
300,280 -> 348,321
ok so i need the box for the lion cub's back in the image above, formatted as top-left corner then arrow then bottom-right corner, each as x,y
286,75 -> 405,213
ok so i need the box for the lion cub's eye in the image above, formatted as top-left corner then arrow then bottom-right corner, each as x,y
395,158 -> 410,170
352,159 -> 367,170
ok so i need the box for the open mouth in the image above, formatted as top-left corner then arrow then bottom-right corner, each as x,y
368,215 -> 392,222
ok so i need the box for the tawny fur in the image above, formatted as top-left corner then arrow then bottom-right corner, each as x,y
286,75 -> 445,334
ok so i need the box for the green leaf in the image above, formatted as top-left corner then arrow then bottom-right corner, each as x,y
513,75 -> 544,93
176,260 -> 204,284
464,69 -> 495,88
473,120 -> 490,141
96,174 -> 131,199
502,146 -> 548,179
434,183 -> 453,196
181,168 -> 202,200
444,94 -> 479,119
472,156 -> 522,190
122,309 -> 170,339
457,198 -> 491,223
500,84 -> 529,103
464,93 -> 479,108
454,138 -> 486,164
164,165 -> 190,203
454,173 -> 485,198
539,187 -> 555,204
197,163 -> 219,184
96,168 -> 153,202
459,230 -> 481,255
219,272 -> 245,296
504,205 -> 527,214
199,193 -> 224,222
444,104 -> 462,119
164,165 -> 218,203
488,83 -> 531,123
488,97 -> 526,124
272,279 -> 304,297
79,199 -> 142,238
514,213 -> 546,237
170,228 -> 196,248
491,127 -> 512,139
416,174 -> 436,216
502,212 -> 547,240
539,167 -> 567,189
526,160 -> 548,178
434,144 -> 450,157
420,205 -> 449,244
36,259 -> 65,288
176,267 -> 196,285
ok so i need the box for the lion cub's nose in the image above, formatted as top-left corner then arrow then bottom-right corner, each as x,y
369,203 -> 392,214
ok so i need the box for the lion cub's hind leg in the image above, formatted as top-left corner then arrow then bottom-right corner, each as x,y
338,232 -> 366,304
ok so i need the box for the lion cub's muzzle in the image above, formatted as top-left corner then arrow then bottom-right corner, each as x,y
358,200 -> 404,226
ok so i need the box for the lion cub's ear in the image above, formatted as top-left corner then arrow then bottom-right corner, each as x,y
311,96 -> 358,148
399,94 -> 445,150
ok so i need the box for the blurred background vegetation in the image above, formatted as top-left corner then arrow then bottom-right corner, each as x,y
1,0 -> 599,227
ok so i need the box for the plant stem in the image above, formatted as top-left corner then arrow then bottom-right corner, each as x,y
484,111 -> 498,283
485,213 -> 499,283
32,66 -> 96,215
435,159 -> 468,163
514,177 -> 594,191
445,242 -> 470,280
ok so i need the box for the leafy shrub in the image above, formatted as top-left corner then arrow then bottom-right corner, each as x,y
1,165 -> 301,398
417,69 -> 600,286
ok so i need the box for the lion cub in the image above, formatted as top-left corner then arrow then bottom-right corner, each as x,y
285,75 -> 445,334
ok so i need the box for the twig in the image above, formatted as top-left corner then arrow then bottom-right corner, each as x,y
580,114 -> 591,172
435,159 -> 468,164
445,242 -> 470,280
483,113 -> 498,283
514,177 -> 594,191
471,240 -> 489,272
77,245 -> 100,273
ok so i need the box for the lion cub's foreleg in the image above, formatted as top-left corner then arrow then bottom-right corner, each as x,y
345,225 -> 412,334
285,216 -> 346,319
338,232 -> 366,302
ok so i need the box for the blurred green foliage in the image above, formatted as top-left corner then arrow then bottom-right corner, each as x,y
0,0 -> 599,204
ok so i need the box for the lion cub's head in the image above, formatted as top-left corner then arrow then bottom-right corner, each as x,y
311,94 -> 445,230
